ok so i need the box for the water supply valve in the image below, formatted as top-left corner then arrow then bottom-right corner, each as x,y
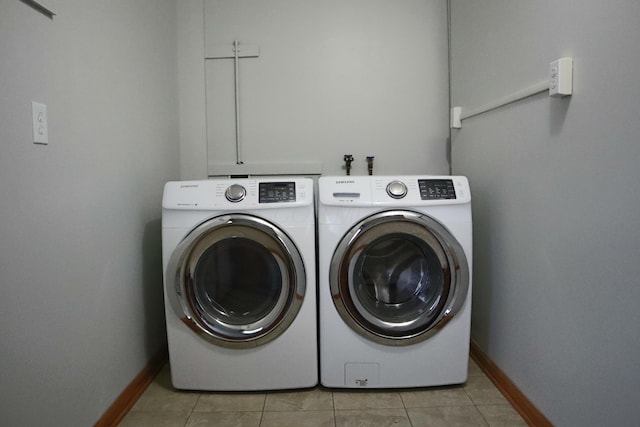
343,154 -> 354,176
366,156 -> 375,175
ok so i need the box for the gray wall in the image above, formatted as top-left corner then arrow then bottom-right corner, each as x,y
450,1 -> 640,426
178,0 -> 450,178
0,1 -> 179,425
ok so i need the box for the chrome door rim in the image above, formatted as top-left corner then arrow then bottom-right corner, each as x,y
329,210 -> 469,346
166,214 -> 306,348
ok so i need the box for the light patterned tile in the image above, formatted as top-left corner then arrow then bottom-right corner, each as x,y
463,375 -> 510,406
407,406 -> 489,427
154,363 -> 174,387
400,387 -> 473,408
186,411 -> 262,427
119,411 -> 190,427
476,405 -> 528,427
264,388 -> 334,411
193,393 -> 266,412
333,391 -> 404,410
129,360 -> 527,427
335,408 -> 411,427
468,358 -> 484,377
131,381 -> 200,412
260,410 -> 335,427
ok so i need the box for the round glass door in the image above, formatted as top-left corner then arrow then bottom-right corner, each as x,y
330,210 -> 469,346
167,214 -> 306,348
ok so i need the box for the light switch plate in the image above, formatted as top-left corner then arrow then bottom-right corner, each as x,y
32,101 -> 48,145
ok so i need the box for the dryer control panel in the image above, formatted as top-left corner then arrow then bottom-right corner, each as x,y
259,182 -> 296,203
418,179 -> 456,200
162,178 -> 312,211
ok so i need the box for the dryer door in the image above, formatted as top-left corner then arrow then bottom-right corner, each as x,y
166,214 -> 306,348
330,210 -> 469,346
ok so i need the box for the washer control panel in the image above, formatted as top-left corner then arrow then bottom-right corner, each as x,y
259,182 -> 296,203
318,175 -> 470,207
418,179 -> 456,200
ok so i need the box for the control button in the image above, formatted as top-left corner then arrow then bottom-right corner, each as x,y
386,181 -> 407,199
225,184 -> 246,202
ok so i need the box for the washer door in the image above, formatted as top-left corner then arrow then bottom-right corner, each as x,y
330,210 -> 469,346
166,214 -> 306,348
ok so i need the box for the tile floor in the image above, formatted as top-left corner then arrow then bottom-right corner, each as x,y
120,358 -> 527,427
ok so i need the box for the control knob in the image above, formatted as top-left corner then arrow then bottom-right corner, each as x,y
386,181 -> 407,199
225,184 -> 246,202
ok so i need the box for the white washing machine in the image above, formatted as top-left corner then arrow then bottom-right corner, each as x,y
318,175 -> 472,388
162,177 -> 317,391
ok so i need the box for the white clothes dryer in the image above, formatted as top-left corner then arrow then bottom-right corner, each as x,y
162,177 -> 317,391
318,175 -> 472,388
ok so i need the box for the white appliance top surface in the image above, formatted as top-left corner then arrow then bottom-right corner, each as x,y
319,175 -> 470,207
163,178 -> 313,211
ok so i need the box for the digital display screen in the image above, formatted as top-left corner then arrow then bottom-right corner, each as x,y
259,182 -> 296,203
418,179 -> 456,200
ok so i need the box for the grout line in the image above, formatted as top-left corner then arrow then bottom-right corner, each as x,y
182,393 -> 201,427
399,391 -> 415,427
404,406 -> 414,427
331,390 -> 337,426
258,393 -> 266,426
